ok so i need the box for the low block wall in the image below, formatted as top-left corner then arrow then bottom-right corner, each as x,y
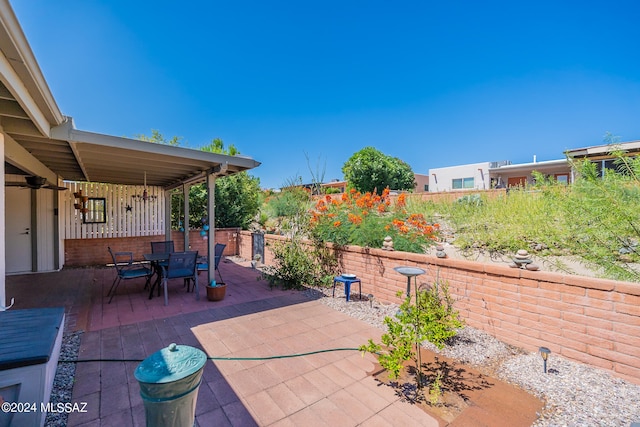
64,228 -> 240,267
238,231 -> 640,385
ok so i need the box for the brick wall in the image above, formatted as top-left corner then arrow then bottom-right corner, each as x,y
238,231 -> 640,385
64,228 -> 240,267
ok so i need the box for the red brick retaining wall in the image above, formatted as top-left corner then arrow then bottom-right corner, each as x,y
238,231 -> 640,385
64,228 -> 240,267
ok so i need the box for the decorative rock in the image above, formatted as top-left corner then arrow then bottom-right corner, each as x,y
435,244 -> 447,258
526,263 -> 540,271
511,249 -> 536,269
508,262 -> 519,268
382,236 -> 394,251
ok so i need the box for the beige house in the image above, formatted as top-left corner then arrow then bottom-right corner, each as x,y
0,0 -> 260,307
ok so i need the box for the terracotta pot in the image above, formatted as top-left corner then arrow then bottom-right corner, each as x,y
206,283 -> 226,301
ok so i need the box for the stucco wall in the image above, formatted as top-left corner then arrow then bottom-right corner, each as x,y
238,230 -> 640,385
429,162 -> 491,192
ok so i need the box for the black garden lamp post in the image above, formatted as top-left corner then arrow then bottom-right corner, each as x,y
539,346 -> 551,373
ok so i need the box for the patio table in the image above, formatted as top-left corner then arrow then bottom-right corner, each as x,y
144,253 -> 170,299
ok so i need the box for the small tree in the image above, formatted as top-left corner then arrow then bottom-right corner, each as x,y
360,278 -> 463,401
342,147 -> 415,193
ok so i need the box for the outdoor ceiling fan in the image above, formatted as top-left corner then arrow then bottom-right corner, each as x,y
5,175 -> 68,191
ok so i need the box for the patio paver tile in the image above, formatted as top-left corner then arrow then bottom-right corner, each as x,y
99,383 -> 131,418
222,367 -> 265,397
207,377 -> 242,407
283,375 -> 325,406
302,368 -> 343,396
221,400 -> 259,427
244,390 -> 287,426
266,382 -> 307,416
245,363 -> 283,390
344,380 -> 393,415
316,363 -> 359,388
67,391 -> 100,426
308,397 -> 358,427
195,381 -> 222,416
286,406 -> 331,427
99,361 -> 127,390
99,407 -> 133,427
378,401 -> 440,427
195,407 -> 232,427
328,388 -> 377,425
266,355 -> 316,382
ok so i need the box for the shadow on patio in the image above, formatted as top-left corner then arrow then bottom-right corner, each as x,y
6,258 -> 439,426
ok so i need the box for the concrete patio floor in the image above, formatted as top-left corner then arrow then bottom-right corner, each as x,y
6,258 -> 440,426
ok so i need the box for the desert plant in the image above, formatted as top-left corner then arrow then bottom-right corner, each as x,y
260,238 -> 338,289
558,153 -> 640,281
310,189 -> 440,253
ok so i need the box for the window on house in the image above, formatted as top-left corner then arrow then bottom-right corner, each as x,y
555,174 -> 569,184
424,184 -> 429,191
83,198 -> 106,224
452,177 -> 474,189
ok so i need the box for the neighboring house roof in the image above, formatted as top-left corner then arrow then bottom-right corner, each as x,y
0,0 -> 259,189
565,140 -> 640,158
488,159 -> 568,173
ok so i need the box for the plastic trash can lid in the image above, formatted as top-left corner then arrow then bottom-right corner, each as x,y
134,343 -> 207,384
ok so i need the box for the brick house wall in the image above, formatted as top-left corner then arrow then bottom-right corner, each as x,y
238,230 -> 640,385
64,228 -> 240,267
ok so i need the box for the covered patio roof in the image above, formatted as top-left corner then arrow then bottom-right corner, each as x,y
0,0 -> 259,303
2,85 -> 260,190
0,0 -> 259,189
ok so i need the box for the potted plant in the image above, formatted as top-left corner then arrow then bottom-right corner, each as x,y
206,281 -> 226,301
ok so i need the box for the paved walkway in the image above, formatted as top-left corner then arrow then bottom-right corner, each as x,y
6,259 -> 440,426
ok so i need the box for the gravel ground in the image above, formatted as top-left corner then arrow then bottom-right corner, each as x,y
47,287 -> 640,427
45,328 -> 82,427
310,286 -> 640,427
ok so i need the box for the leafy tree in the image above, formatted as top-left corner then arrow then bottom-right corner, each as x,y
190,138 -> 261,229
136,132 -> 261,230
342,147 -> 415,193
135,129 -> 182,146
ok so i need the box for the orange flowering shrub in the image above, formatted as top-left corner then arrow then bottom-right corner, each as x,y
310,188 -> 439,253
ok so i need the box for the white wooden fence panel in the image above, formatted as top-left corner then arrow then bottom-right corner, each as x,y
62,182 -> 165,239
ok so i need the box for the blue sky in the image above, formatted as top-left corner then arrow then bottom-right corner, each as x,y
12,1 -> 640,189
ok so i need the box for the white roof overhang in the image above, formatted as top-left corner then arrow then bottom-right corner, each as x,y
488,159 -> 568,173
0,0 -> 260,189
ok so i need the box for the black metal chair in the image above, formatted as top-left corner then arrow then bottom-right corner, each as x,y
160,251 -> 199,306
107,247 -> 153,303
151,240 -> 174,259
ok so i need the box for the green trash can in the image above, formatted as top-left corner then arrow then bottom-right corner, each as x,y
134,343 -> 207,427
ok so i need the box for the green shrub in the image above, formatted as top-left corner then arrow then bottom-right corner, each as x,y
260,238 -> 339,290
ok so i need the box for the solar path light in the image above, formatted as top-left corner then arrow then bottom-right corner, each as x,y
539,346 -> 551,373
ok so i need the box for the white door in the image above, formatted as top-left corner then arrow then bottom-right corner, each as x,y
5,187 -> 32,273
